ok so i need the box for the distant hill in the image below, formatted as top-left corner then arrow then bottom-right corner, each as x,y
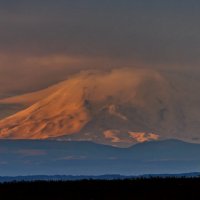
0,139 -> 200,176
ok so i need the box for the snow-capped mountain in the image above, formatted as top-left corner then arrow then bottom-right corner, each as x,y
0,68 -> 199,146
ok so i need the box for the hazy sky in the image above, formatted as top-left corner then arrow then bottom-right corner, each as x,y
0,0 -> 200,95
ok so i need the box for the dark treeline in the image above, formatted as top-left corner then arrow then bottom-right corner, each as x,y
0,178 -> 200,200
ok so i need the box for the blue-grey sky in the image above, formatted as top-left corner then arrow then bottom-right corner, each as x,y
0,0 -> 200,94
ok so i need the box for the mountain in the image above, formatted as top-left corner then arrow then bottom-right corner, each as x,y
0,139 -> 200,176
0,68 -> 200,146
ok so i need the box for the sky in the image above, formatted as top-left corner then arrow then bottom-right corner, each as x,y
0,0 -> 200,96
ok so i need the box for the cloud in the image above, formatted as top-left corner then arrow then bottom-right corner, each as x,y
0,0 -> 200,97
17,149 -> 47,156
0,53 -> 147,97
0,0 -> 200,64
59,156 -> 87,160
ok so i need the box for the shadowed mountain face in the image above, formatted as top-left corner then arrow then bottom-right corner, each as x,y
0,68 -> 199,146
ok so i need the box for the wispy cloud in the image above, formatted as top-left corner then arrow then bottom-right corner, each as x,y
16,149 -> 47,156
